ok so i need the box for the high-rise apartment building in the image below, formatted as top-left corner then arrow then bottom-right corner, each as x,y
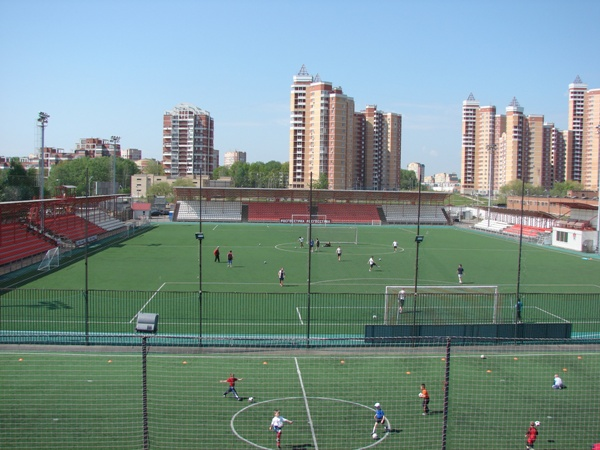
223,150 -> 246,167
582,88 -> 600,191
462,95 -> 561,194
288,66 -> 402,190
566,76 -> 587,183
461,93 -> 478,193
162,103 -> 216,178
357,106 -> 402,190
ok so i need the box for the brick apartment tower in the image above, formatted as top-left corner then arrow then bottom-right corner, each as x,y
357,106 -> 402,190
162,103 -> 216,178
462,94 -> 566,194
582,88 -> 600,191
288,66 -> 355,189
461,93 -> 479,194
566,76 -> 587,183
288,66 -> 401,190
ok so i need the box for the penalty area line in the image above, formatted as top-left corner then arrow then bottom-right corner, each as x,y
129,282 -> 167,323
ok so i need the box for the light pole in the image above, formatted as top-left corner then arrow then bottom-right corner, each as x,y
37,112 -> 50,199
486,143 -> 496,227
88,176 -> 94,197
110,136 -> 120,195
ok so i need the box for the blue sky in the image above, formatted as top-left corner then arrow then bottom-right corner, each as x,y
1,0 -> 599,176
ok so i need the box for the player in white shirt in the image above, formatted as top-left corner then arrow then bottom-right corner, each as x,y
269,409 -> 293,448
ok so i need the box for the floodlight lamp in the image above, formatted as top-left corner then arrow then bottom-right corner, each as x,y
38,112 -> 50,124
136,313 -> 159,333
111,135 -> 120,143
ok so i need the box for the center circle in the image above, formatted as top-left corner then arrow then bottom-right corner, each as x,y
231,396 -> 391,449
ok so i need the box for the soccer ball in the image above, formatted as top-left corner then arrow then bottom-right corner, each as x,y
372,433 -> 378,440
248,397 -> 254,403
534,421 -> 541,426
480,354 -> 486,359
373,315 -> 377,319
419,393 -> 424,398
378,258 -> 382,261
263,261 -> 267,264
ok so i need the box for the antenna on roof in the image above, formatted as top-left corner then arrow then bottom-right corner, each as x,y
298,64 -> 309,76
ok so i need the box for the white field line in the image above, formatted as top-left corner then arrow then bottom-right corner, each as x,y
296,307 -> 304,325
295,357 -> 319,450
129,282 -> 166,323
532,305 -> 570,323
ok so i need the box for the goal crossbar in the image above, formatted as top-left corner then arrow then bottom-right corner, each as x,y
384,285 -> 500,325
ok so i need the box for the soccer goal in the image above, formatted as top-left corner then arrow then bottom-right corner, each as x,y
384,285 -> 500,325
307,226 -> 358,245
38,247 -> 60,271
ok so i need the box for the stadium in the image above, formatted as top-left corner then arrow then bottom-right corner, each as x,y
1,188 -> 599,449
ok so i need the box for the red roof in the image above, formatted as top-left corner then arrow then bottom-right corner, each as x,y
132,202 -> 151,211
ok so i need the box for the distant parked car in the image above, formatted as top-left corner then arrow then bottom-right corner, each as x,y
150,210 -> 161,217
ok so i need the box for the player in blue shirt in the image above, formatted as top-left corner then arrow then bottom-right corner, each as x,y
372,402 -> 390,436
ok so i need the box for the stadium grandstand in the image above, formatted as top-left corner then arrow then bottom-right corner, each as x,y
0,195 -> 130,276
172,187 -> 452,224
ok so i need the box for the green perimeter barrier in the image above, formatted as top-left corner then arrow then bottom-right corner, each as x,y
0,289 -> 599,345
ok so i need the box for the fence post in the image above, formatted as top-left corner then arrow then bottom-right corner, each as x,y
441,337 -> 451,450
141,336 -> 149,449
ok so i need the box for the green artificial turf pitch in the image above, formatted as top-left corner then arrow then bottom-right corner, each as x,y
0,349 -> 598,449
3,223 -> 600,336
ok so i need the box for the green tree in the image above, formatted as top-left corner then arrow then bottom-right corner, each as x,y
147,181 -> 173,199
213,165 -> 230,179
550,181 -> 585,197
172,178 -> 195,187
143,160 -> 165,175
0,159 -> 38,201
49,157 -> 140,196
314,173 -> 328,189
400,169 -> 418,190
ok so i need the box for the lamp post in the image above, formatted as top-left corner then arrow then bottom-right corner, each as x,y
110,136 -> 120,195
88,176 -> 94,197
486,144 -> 496,228
37,112 -> 50,200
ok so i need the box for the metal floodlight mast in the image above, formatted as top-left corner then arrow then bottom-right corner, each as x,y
486,143 -> 496,228
37,112 -> 50,200
111,136 -> 120,195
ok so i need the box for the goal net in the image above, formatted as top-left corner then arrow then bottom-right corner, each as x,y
307,226 -> 358,245
384,285 -> 500,325
38,247 -> 60,271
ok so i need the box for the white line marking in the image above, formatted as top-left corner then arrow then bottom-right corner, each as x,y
129,283 -> 166,323
296,307 -> 304,324
295,357 -> 319,450
532,306 -> 570,323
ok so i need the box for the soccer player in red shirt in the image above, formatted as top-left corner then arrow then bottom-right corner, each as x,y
220,373 -> 243,401
526,421 -> 538,449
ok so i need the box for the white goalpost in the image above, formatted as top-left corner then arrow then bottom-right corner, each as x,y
38,247 -> 60,271
384,285 -> 500,325
307,225 -> 358,245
